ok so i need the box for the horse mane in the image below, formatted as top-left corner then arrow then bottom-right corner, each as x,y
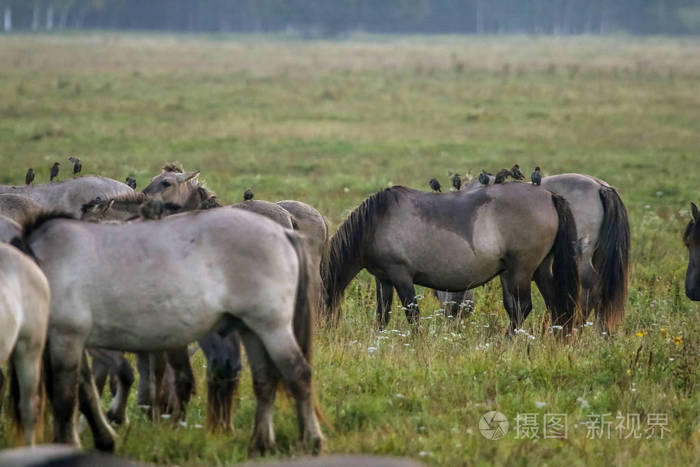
17,211 -> 76,258
684,218 -> 698,245
322,187 -> 405,317
81,191 -> 148,214
161,163 -> 183,173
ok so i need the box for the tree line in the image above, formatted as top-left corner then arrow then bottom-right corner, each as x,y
2,0 -> 700,35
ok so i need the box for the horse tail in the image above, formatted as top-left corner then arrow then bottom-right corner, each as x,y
594,185 -> 630,332
550,193 -> 582,330
286,231 -> 315,362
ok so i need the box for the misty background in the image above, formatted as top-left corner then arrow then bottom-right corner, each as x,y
2,1 -> 700,36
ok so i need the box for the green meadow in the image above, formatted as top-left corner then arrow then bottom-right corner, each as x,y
0,34 -> 698,466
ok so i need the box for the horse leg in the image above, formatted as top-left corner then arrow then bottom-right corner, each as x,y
252,325 -> 323,454
136,352 -> 150,409
78,351 -> 117,451
200,331 -> 242,432
375,277 -> 394,329
533,258 -> 555,312
89,350 -> 110,395
165,346 -> 195,422
393,275 -> 419,325
11,331 -> 45,445
238,328 -> 280,455
106,353 -> 134,425
47,336 -> 84,447
500,271 -> 534,334
148,352 -> 167,421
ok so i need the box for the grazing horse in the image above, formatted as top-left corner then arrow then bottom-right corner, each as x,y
0,238 -> 50,446
24,208 -> 323,454
0,176 -> 133,217
684,202 -> 700,300
323,184 -> 580,332
460,173 -> 630,332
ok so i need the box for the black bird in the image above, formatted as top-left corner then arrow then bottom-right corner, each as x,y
451,173 -> 462,191
429,178 -> 441,192
478,171 -> 491,185
25,168 -> 34,185
531,166 -> 542,186
125,177 -> 137,189
50,162 -> 60,182
243,188 -> 254,201
510,164 -> 525,180
68,156 -> 81,176
494,168 -> 510,184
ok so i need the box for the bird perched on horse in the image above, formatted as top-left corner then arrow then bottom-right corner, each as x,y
531,167 -> 542,186
243,188 -> 254,201
451,173 -> 462,191
510,164 -> 525,180
69,156 -> 82,176
125,177 -> 137,189
25,168 -> 35,185
478,171 -> 492,185
50,162 -> 60,182
494,169 -> 511,184
429,178 -> 442,192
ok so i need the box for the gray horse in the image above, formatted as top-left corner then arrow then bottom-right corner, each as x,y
684,202 -> 700,300
323,184 -> 580,332
0,227 -> 50,446
23,208 -> 323,454
460,172 -> 629,332
0,175 -> 133,217
0,194 -> 44,224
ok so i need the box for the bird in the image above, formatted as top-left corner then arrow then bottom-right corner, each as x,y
451,173 -> 462,191
243,188 -> 254,201
50,162 -> 60,182
68,156 -> 81,176
510,164 -> 525,180
494,169 -> 510,184
478,171 -> 491,185
125,177 -> 137,189
531,166 -> 542,186
25,168 -> 34,185
429,178 -> 441,192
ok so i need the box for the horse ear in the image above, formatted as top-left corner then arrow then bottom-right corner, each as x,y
691,202 -> 699,221
175,171 -> 200,183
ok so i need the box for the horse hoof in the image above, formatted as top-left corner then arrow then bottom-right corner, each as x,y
105,409 -> 124,426
249,438 -> 276,457
94,436 -> 116,452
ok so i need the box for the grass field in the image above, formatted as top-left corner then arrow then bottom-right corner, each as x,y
0,33 -> 699,466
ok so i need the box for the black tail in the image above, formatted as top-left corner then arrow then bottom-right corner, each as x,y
550,194 -> 581,330
594,185 -> 630,332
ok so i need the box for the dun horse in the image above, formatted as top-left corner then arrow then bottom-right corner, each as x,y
0,218 -> 50,446
24,208 -> 322,454
323,184 -> 580,332
459,172 -> 630,332
684,202 -> 700,301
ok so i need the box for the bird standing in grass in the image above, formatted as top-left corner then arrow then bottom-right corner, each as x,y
494,169 -> 510,184
50,162 -> 60,182
243,188 -> 254,201
429,178 -> 442,192
25,168 -> 34,185
125,177 -> 137,189
531,166 -> 542,186
451,173 -> 462,191
510,164 -> 525,180
69,156 -> 81,176
478,171 -> 491,185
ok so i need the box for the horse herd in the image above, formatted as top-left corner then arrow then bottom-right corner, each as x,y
0,163 -> 698,458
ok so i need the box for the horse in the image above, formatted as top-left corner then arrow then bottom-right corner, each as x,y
0,194 -> 43,224
23,208 -> 323,454
460,172 -> 630,332
322,184 -> 580,333
0,237 -> 50,446
684,202 -> 700,300
0,176 -> 133,217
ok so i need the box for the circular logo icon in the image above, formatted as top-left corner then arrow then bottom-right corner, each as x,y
479,411 -> 509,440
